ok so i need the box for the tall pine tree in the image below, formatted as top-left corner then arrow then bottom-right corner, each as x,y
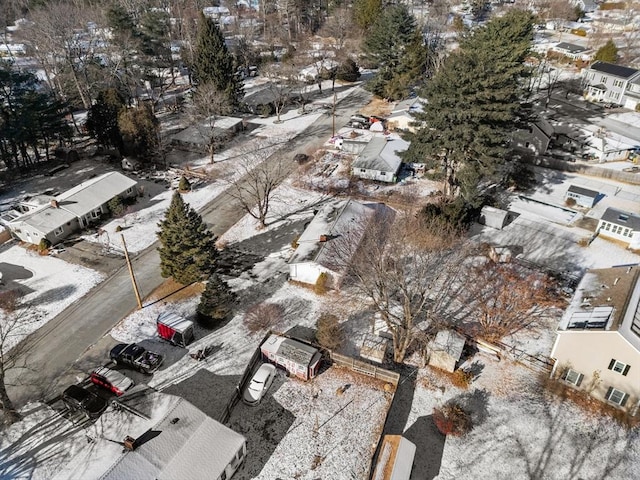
197,273 -> 236,326
157,192 -> 219,285
192,13 -> 243,109
405,9 -> 534,207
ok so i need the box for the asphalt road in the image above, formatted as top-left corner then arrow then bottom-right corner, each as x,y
6,86 -> 372,409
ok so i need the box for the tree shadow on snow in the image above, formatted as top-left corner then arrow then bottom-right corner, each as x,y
404,415 -> 446,480
23,284 -> 77,306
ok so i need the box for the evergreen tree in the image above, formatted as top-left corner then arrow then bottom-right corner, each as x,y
118,104 -> 159,160
196,273 -> 236,325
192,13 -> 243,108
363,4 -> 422,99
594,39 -> 618,63
85,88 -> 126,151
157,192 -> 219,285
353,0 -> 382,31
405,9 -> 534,207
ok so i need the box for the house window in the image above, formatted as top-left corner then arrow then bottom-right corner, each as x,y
562,368 -> 583,386
90,208 -> 101,219
380,171 -> 386,176
613,79 -> 623,88
608,359 -> 630,375
603,222 -> 610,231
360,169 -> 366,173
600,75 -> 608,83
605,387 -> 629,406
54,226 -> 64,237
126,187 -> 133,194
624,228 -> 631,237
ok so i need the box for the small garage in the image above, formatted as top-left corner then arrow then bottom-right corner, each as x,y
260,334 -> 322,380
428,330 -> 466,373
565,185 -> 599,208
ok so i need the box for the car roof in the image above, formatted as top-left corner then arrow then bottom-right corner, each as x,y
253,363 -> 276,382
92,366 -> 130,383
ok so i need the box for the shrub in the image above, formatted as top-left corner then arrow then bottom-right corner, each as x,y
451,369 -> 474,389
315,313 -> 345,351
178,176 -> 191,192
314,272 -> 330,294
244,302 -> 284,333
38,238 -> 51,253
433,402 -> 472,436
565,197 -> 577,207
291,235 -> 300,249
115,225 -> 123,232
108,195 -> 125,216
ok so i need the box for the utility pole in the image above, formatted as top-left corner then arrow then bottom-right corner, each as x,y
332,90 -> 337,137
121,233 -> 143,310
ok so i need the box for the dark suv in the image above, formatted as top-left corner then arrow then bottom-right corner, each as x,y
62,384 -> 108,419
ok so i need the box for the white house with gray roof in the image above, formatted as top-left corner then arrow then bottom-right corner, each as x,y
288,199 -> 391,286
5,171 -> 137,245
550,266 -> 640,415
583,61 -> 640,107
54,389 -> 247,480
597,207 -> 640,248
351,136 -> 408,183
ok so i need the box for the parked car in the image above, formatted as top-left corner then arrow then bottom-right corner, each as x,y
110,343 -> 164,374
90,366 -> 134,396
62,384 -> 108,419
243,363 -> 277,406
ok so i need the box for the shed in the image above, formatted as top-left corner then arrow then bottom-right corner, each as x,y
260,334 -> 322,380
428,330 -> 466,373
479,206 -> 510,230
565,185 -> 599,208
360,333 -> 389,364
371,435 -> 417,480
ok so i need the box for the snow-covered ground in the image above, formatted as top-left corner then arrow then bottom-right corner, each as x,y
0,245 -> 104,351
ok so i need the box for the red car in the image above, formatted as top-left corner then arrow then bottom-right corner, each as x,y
90,366 -> 134,396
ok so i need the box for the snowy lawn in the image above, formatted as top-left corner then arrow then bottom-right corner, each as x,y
0,244 -> 104,351
403,357 -> 640,480
230,366 -> 393,480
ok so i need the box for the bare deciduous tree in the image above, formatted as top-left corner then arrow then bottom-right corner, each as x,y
464,260 -> 564,342
333,210 -> 474,363
261,62 -> 302,123
0,291 -> 36,425
188,82 -> 232,163
226,139 -> 291,228
244,302 -> 284,334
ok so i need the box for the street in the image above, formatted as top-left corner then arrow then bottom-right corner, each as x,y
5,87 -> 372,409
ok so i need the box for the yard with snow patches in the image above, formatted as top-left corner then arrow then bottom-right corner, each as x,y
4,80 -> 640,479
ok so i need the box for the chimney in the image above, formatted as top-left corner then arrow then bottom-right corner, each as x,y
50,199 -> 59,208
319,234 -> 328,242
123,436 -> 136,451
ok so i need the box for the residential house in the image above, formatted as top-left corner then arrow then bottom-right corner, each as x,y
550,266 -> 640,415
4,171 -> 137,245
583,61 -> 640,107
513,119 -> 554,155
170,116 -> 244,153
597,207 -> 640,249
351,136 -> 408,183
565,185 -> 599,208
551,42 -> 591,61
579,124 -> 638,162
386,98 -> 423,132
288,199 -> 392,286
260,334 -> 322,380
54,388 -> 247,480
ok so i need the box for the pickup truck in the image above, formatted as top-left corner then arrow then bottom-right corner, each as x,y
110,343 -> 164,374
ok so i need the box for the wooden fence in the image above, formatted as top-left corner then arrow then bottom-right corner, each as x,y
331,352 -> 400,386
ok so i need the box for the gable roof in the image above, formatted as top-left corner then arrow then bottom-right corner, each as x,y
56,171 -> 137,217
600,207 -> 640,231
588,61 -> 639,79
567,185 -> 599,198
352,137 -> 408,173
554,42 -> 588,54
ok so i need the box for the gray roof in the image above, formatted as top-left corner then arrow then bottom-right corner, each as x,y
102,395 -> 245,480
600,207 -> 640,231
568,185 -> 599,198
430,330 -> 466,361
56,172 -> 137,216
9,205 -> 76,235
352,137 -> 407,173
554,42 -> 587,54
589,61 -> 639,79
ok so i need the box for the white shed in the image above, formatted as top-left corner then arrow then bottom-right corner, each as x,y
565,185 -> 599,208
372,435 -> 417,480
479,206 -> 510,230
428,330 -> 466,373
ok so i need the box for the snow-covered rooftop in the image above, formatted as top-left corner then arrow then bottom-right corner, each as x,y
352,136 -> 408,173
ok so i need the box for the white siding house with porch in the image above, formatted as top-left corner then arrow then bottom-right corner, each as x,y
351,136 -> 408,183
6,172 -> 137,245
